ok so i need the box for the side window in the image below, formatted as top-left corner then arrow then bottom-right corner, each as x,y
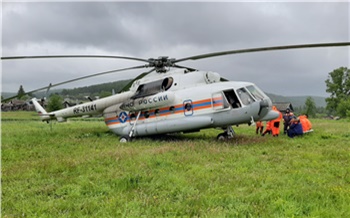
169,106 -> 175,113
129,112 -> 136,121
184,103 -> 192,111
237,88 -> 255,105
183,100 -> 193,116
212,93 -> 225,110
144,111 -> 150,119
223,90 -> 241,109
155,109 -> 160,116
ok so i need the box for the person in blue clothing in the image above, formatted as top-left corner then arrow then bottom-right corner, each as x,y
287,116 -> 304,138
283,108 -> 294,134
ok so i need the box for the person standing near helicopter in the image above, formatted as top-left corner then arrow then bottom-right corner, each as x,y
283,108 -> 294,134
271,106 -> 283,136
261,106 -> 282,137
255,121 -> 264,135
261,121 -> 272,136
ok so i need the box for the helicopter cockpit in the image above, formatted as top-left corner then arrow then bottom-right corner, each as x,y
222,85 -> 267,109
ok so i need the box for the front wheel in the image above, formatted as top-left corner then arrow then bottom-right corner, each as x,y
119,135 -> 131,143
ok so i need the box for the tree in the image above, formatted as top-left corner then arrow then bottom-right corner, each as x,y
17,85 -> 26,99
99,91 -> 112,98
325,67 -> 350,115
304,97 -> 317,118
47,94 -> 63,112
337,98 -> 350,118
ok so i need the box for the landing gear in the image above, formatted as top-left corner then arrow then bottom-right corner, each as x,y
217,132 -> 228,141
217,126 -> 235,141
119,135 -> 131,143
120,111 -> 141,143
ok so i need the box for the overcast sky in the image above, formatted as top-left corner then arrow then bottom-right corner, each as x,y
2,1 -> 349,97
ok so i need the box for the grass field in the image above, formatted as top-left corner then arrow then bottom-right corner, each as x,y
2,111 -> 350,217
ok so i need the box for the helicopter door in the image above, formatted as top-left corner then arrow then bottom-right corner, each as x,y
223,90 -> 241,109
183,100 -> 193,116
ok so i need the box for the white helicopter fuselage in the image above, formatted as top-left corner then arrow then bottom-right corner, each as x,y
32,69 -> 279,139
102,69 -> 278,137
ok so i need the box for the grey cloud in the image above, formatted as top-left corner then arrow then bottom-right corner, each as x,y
2,2 -> 349,96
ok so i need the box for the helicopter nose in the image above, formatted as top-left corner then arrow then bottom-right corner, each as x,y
258,99 -> 270,116
257,98 -> 279,121
260,109 -> 279,121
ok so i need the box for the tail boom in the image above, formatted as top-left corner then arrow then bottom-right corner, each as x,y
31,98 -> 52,121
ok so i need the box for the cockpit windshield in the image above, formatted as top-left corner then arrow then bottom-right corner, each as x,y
222,86 -> 261,109
237,88 -> 255,105
246,85 -> 265,101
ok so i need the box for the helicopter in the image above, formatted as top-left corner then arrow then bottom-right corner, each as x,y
2,42 -> 350,142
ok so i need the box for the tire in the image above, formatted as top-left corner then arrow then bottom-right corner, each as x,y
217,133 -> 227,141
119,135 -> 130,143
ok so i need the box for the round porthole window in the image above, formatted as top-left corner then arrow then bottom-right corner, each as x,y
185,103 -> 192,111
144,111 -> 150,118
129,113 -> 136,120
155,109 -> 160,116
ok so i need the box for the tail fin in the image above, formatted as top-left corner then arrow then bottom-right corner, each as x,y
31,98 -> 51,121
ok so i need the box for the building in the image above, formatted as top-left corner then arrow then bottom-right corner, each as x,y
273,102 -> 294,113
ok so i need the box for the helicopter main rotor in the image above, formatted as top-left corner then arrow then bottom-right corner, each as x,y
2,42 -> 350,102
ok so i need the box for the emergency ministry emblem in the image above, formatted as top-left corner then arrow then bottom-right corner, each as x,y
118,112 -> 128,123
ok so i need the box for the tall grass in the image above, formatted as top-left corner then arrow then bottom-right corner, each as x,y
2,111 -> 350,217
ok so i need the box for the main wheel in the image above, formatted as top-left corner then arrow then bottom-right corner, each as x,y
217,132 -> 228,141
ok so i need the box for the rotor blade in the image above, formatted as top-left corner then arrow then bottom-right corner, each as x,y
1,55 -> 149,63
119,68 -> 156,93
1,64 -> 147,103
173,64 -> 198,72
175,42 -> 350,63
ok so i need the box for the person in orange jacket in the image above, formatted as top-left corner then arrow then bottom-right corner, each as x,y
298,114 -> 312,133
255,121 -> 264,135
271,106 -> 283,136
261,121 -> 272,136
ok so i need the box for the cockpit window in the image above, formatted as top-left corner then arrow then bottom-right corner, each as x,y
237,88 -> 255,105
246,85 -> 265,101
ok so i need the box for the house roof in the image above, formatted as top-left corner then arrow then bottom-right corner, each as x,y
273,102 -> 294,112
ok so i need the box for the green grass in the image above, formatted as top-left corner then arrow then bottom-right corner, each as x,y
2,111 -> 350,217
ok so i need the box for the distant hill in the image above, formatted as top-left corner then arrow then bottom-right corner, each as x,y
2,89 -> 65,100
1,80 -> 131,100
267,93 -> 326,108
59,80 -> 130,97
2,92 -> 17,99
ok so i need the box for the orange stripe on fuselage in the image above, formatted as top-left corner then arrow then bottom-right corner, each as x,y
104,97 -> 223,126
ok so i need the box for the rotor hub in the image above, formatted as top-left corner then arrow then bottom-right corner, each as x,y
148,56 -> 176,73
